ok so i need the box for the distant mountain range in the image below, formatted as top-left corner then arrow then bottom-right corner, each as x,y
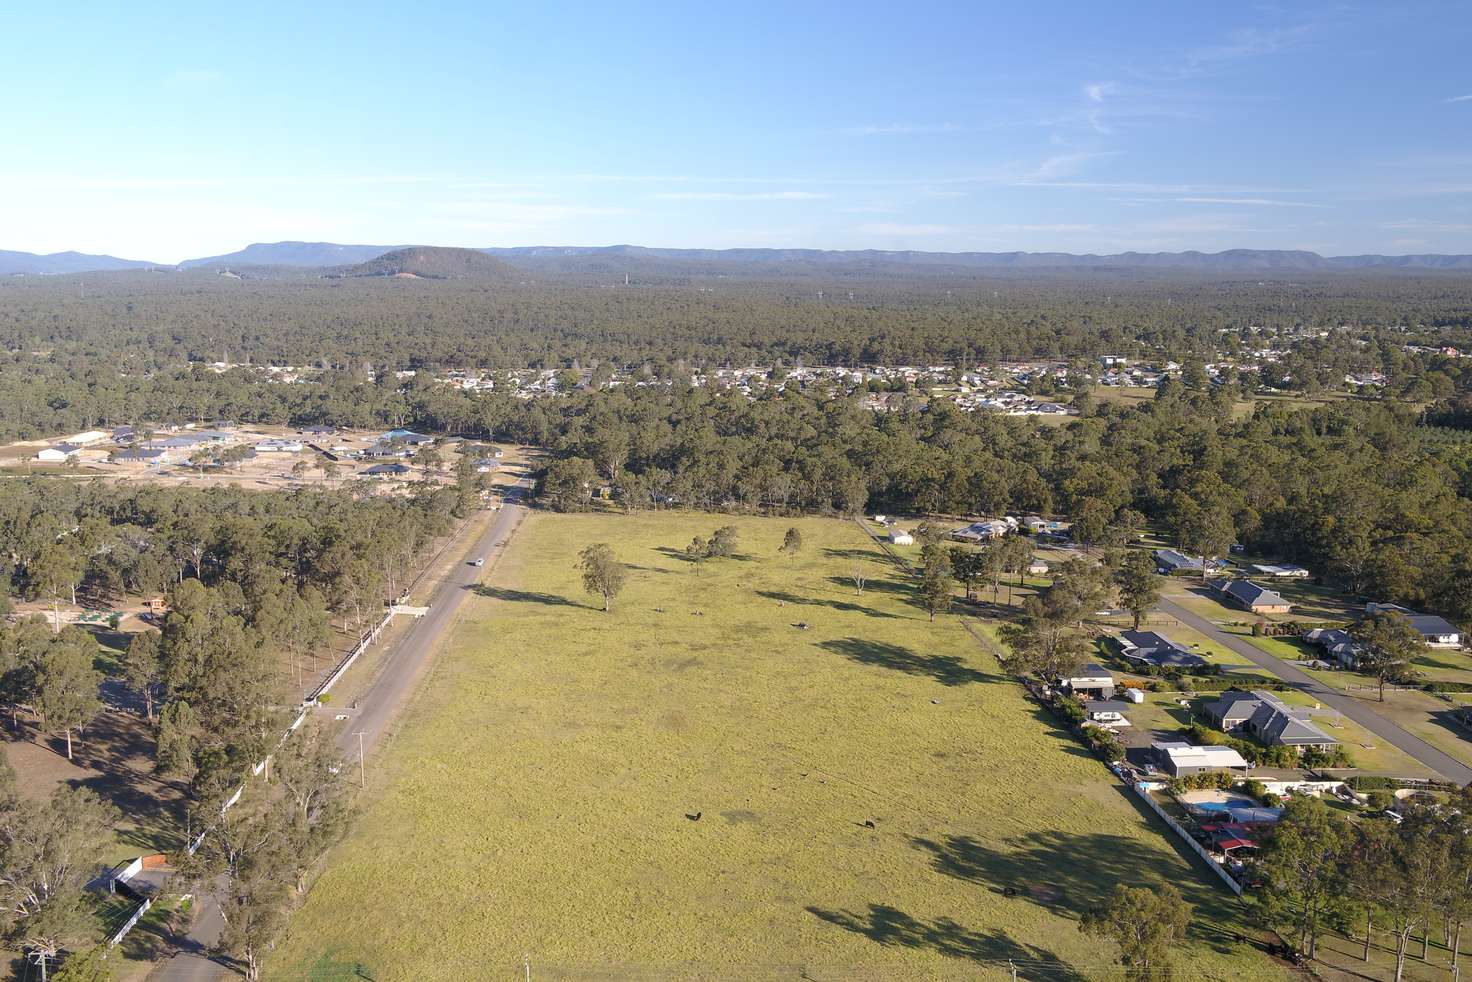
4,241 -> 1472,276
0,249 -> 161,275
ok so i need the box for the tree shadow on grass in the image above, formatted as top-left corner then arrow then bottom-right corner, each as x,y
912,829 -> 1254,955
805,903 -> 1085,978
652,546 -> 755,563
817,637 -> 996,686
822,547 -> 888,564
470,585 -> 587,608
1026,705 -> 1095,760
756,590 -> 900,619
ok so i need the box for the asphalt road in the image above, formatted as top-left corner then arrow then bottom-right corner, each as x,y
147,482 -> 530,981
1158,595 -> 1472,786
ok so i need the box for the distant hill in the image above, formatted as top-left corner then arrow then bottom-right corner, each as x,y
181,241 -> 402,269
0,249 -> 161,275
330,246 -> 515,280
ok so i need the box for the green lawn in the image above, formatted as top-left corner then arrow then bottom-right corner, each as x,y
269,512 -> 1284,980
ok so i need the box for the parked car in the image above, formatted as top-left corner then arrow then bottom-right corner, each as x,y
469,558 -> 485,567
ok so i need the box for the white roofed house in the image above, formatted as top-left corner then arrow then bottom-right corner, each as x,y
1059,664 -> 1115,700
888,528 -> 914,546
37,443 -> 83,462
1151,741 -> 1250,777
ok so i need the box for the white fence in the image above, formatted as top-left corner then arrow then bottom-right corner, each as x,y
108,897 -> 153,947
1131,784 -> 1244,895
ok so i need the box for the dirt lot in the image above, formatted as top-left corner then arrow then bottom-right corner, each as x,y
0,426 -> 534,497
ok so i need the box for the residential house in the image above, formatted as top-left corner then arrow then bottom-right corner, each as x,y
380,429 -> 434,446
1365,604 -> 1462,647
1117,630 -> 1208,669
362,463 -> 411,478
951,519 -> 1011,543
1151,741 -> 1250,777
1249,563 -> 1311,579
1303,628 -> 1362,668
1203,689 -> 1338,753
64,430 -> 108,445
1153,548 -> 1224,576
1208,578 -> 1292,615
473,458 -> 499,473
1060,664 -> 1115,700
256,439 -> 304,453
37,443 -> 82,462
113,447 -> 167,465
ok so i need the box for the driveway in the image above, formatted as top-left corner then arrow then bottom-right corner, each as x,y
1157,596 -> 1472,786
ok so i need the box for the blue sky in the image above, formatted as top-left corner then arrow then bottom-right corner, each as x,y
2,1 -> 1471,261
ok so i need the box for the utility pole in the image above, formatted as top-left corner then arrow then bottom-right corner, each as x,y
1008,959 -> 1017,982
356,731 -> 366,788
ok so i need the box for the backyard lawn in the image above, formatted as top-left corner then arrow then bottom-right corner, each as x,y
269,512 -> 1285,980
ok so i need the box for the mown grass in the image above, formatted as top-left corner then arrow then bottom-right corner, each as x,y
269,513 -> 1284,980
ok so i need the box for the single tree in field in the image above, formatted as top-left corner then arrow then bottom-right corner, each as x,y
317,458 -> 339,483
919,548 -> 954,622
1114,551 -> 1162,629
684,536 -> 709,568
781,527 -> 803,555
33,634 -> 101,761
708,525 -> 739,558
1081,883 -> 1191,982
849,562 -> 867,595
577,544 -> 627,611
123,629 -> 161,720
1350,610 -> 1425,701
290,459 -> 308,481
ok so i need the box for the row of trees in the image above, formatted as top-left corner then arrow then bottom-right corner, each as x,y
1257,792 -> 1472,981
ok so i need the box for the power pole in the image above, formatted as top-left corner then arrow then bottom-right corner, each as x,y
1008,959 -> 1018,982
356,731 -> 366,788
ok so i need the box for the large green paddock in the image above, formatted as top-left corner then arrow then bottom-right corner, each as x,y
270,513 -> 1282,980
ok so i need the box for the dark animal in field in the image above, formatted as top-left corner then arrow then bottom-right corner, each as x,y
863,820 -> 876,829
685,811 -> 702,821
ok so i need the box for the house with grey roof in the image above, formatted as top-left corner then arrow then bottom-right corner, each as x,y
1304,628 -> 1363,668
1117,630 -> 1209,669
1365,604 -> 1462,647
1204,689 -> 1337,753
1208,578 -> 1292,615
1153,548 -> 1225,576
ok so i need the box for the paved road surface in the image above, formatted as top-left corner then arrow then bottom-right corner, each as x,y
1158,596 -> 1472,786
148,482 -> 530,981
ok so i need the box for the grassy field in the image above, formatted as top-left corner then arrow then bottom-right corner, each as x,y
269,512 -> 1285,981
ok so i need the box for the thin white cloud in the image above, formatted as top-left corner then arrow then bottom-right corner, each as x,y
1084,82 -> 1115,103
1446,94 -> 1472,103
1023,152 -> 1123,182
649,191 -> 831,201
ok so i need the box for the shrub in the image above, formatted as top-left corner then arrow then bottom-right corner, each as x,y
1055,694 -> 1087,725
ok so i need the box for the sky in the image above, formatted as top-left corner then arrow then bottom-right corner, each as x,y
2,1 -> 1471,262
